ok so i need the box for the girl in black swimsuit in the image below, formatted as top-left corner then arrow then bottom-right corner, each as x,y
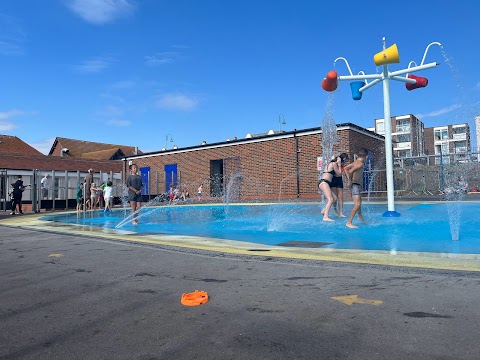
331,153 -> 349,218
318,156 -> 342,221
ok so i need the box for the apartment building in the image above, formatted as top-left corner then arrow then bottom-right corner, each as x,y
476,116 -> 480,154
424,123 -> 470,163
374,114 -> 425,158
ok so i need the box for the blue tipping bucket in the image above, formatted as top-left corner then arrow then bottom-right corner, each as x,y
350,81 -> 365,100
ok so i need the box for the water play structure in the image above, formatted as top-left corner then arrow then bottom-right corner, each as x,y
321,37 -> 442,217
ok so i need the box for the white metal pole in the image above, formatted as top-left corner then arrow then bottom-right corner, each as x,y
381,65 -> 398,215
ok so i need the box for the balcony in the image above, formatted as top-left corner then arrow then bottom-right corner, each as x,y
394,142 -> 411,149
452,133 -> 466,140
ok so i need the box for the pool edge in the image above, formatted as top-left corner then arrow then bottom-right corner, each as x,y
1,211 -> 480,272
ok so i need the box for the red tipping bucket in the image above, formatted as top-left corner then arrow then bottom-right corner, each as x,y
321,70 -> 338,92
406,74 -> 428,91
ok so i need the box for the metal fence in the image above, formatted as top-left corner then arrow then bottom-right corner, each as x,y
1,169 -> 123,212
364,153 -> 480,196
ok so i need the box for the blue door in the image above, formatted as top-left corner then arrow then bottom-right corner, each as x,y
164,164 -> 178,193
140,167 -> 150,195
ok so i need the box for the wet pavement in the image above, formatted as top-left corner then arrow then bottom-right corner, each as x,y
1,217 -> 480,359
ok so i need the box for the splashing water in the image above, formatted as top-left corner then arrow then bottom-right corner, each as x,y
116,184 -> 131,216
224,173 -> 243,213
365,164 -> 376,203
439,47 -> 470,241
443,165 -> 469,241
321,93 -> 338,169
114,191 -> 171,229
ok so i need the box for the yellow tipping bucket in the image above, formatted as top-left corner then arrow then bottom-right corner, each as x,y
374,44 -> 400,66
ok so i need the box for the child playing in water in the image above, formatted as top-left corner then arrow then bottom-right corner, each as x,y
126,164 -> 143,224
344,148 -> 368,228
103,181 -> 113,212
76,183 -> 83,212
318,155 -> 342,221
331,152 -> 349,218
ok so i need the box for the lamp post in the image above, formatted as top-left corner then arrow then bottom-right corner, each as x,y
165,133 -> 174,149
279,113 -> 286,132
321,37 -> 442,217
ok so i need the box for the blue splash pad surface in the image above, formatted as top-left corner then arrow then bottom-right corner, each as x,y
41,202 -> 480,254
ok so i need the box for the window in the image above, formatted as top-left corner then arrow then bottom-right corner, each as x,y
454,141 -> 467,153
396,119 -> 410,133
376,120 -> 385,133
397,149 -> 411,158
434,128 -> 448,140
435,143 -> 449,155
397,134 -> 410,143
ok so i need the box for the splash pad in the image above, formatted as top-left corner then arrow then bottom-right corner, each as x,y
40,201 -> 479,254
321,37 -> 442,216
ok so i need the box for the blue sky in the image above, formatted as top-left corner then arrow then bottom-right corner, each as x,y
0,0 -> 479,154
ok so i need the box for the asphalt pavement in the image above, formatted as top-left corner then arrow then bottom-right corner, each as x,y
1,224 -> 480,359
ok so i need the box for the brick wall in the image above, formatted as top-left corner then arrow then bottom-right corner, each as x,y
129,125 -> 385,201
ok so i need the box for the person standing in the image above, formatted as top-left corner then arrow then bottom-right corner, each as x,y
76,183 -> 83,212
41,174 -> 50,199
84,169 -> 94,210
11,175 -> 28,215
197,184 -> 203,201
345,148 -> 368,228
126,164 -> 143,224
103,181 -> 113,212
90,182 -> 99,210
318,156 -> 342,221
331,153 -> 349,218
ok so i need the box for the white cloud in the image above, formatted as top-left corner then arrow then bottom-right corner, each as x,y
416,104 -> 462,119
74,58 -> 111,73
155,93 -> 199,111
0,121 -> 16,131
144,52 -> 177,66
0,14 -> 25,55
29,137 -> 56,155
107,119 -> 130,126
97,105 -> 124,117
0,109 -> 36,130
66,0 -> 136,25
0,109 -> 26,120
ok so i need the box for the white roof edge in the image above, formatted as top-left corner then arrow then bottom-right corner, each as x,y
124,125 -> 384,160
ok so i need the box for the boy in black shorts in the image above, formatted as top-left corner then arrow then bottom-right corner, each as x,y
344,149 -> 368,228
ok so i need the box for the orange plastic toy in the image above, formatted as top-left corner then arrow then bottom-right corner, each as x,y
181,290 -> 209,306
321,70 -> 338,92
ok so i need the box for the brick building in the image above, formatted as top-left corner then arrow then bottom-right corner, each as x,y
0,135 -> 133,211
123,123 -> 385,200
49,137 -> 142,160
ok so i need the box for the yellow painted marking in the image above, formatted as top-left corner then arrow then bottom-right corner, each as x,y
331,295 -> 383,306
48,253 -> 63,257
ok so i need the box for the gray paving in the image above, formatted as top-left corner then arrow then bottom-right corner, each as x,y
1,225 -> 480,359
